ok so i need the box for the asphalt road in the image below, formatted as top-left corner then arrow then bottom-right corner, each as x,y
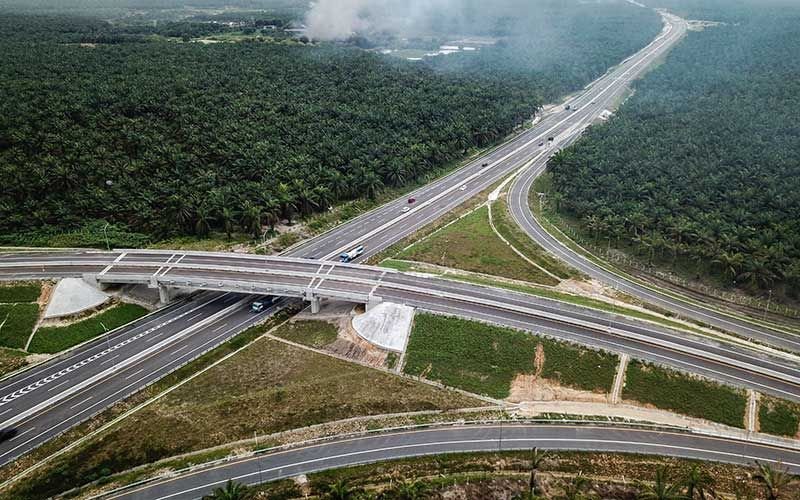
108,423 -> 800,499
0,291 -> 279,467
3,252 -> 800,406
0,8 -> 768,484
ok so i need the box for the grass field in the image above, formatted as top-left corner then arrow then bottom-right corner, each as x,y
12,331 -> 482,499
492,199 -> 579,280
0,303 -> 39,349
0,347 -> 28,377
759,396 -> 800,437
0,282 -> 42,303
398,206 -> 560,286
274,320 -> 338,348
28,303 -> 148,354
623,361 -> 747,428
404,314 -> 618,399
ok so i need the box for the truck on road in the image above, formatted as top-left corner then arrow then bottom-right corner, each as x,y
340,245 -> 364,263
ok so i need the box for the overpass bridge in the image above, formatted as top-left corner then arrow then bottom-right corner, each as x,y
3,249 -> 800,403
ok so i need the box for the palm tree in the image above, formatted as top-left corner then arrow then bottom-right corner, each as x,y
202,479 -> 251,500
386,479 -> 428,499
239,201 -> 262,239
638,467 -> 686,500
562,473 -> 593,500
529,447 -> 549,496
683,465 -> 714,500
194,205 -> 214,238
753,461 -> 794,500
220,207 -> 235,241
325,479 -> 359,500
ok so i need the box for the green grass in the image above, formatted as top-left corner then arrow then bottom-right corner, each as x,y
274,320 -> 338,348
492,198 -> 579,280
0,347 -> 28,377
0,303 -> 39,349
404,313 -> 618,399
10,333 -> 482,499
759,396 -> 799,437
398,206 -> 559,286
0,282 -> 42,303
28,303 -> 148,354
623,360 -> 747,428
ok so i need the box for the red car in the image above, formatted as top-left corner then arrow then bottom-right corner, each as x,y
408,197 -> 416,204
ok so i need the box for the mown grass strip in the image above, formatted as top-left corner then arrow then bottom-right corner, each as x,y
28,304 -> 148,354
758,395 -> 799,437
398,205 -> 559,286
0,282 -> 42,304
623,360 -> 747,428
274,320 -> 338,349
0,303 -> 39,349
0,347 -> 28,377
404,313 -> 618,399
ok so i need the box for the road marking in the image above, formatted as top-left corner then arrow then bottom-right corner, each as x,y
47,379 -> 70,392
100,355 -> 120,365
212,323 -> 229,333
0,408 -> 11,417
125,369 -> 145,381
69,396 -> 92,410
7,427 -> 34,442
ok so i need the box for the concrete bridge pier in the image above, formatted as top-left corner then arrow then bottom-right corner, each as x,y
305,288 -> 321,314
366,295 -> 383,312
158,285 -> 177,305
82,273 -> 111,291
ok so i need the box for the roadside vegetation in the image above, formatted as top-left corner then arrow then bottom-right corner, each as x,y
27,303 -> 147,354
274,319 -> 338,348
623,361 -> 747,428
398,206 -> 559,285
547,1 -> 800,304
248,450 -> 790,500
759,395 -> 800,437
404,313 -> 618,399
10,323 -> 482,499
0,3 -> 661,247
0,346 -> 27,377
0,302 -> 39,349
0,281 -> 41,303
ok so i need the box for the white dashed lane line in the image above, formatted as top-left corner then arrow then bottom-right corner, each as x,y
69,396 -> 92,410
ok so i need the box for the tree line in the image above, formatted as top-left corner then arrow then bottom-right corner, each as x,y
548,3 -> 800,298
0,3 -> 660,247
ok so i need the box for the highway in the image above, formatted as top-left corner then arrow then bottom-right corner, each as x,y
107,423 -> 800,499
0,8 -> 782,487
0,291 -> 280,467
2,251 -> 800,406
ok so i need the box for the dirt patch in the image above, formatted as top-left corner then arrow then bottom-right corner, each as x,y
508,344 -> 608,403
37,282 -> 54,309
509,376 -> 609,403
327,315 -> 388,368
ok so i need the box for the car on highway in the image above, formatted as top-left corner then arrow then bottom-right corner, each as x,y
401,206 -> 411,213
481,162 -> 489,168
251,301 -> 266,313
407,197 -> 416,204
459,185 -> 467,191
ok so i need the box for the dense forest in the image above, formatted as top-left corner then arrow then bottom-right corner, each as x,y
0,1 -> 660,246
548,0 -> 800,297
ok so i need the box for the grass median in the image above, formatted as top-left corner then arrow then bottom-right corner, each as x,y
404,313 -> 618,399
0,282 -> 42,303
758,396 -> 800,437
274,320 -> 338,348
0,303 -> 39,349
623,360 -> 747,428
28,303 -> 148,354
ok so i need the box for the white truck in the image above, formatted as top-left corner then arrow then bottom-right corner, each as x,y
339,245 -> 364,263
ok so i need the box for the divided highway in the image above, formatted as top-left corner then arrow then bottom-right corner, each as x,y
2,9 -> 793,495
2,251 -> 800,407
109,424 -> 800,499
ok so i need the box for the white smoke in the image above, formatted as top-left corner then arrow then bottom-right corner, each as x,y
305,0 -> 462,41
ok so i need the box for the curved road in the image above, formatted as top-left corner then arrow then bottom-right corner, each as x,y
108,424 -> 800,499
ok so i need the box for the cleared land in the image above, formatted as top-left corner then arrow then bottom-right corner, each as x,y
274,320 -> 338,348
759,396 -> 800,437
404,313 -> 618,399
623,361 -> 747,428
13,324 -> 482,499
398,206 -> 560,286
28,303 -> 148,354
